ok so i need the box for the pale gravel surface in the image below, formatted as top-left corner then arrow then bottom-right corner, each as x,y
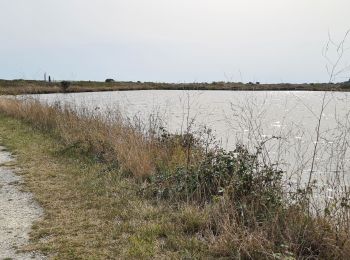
0,145 -> 45,260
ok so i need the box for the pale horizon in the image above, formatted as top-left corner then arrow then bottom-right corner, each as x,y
1,0 -> 350,83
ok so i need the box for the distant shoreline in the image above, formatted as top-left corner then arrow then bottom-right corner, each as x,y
0,79 -> 349,95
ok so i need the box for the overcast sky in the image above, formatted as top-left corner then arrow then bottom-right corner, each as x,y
1,0 -> 349,83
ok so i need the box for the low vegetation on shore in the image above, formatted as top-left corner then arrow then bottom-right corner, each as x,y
0,97 -> 349,259
0,79 -> 349,95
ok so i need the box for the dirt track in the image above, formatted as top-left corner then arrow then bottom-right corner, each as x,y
0,145 -> 44,259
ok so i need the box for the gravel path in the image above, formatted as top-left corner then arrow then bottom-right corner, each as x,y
0,146 -> 44,260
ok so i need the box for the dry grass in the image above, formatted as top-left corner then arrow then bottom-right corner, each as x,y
0,79 -> 348,95
0,98 -> 187,179
0,114 -> 208,259
0,97 -> 349,259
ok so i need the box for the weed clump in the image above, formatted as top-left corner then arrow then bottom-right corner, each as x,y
147,143 -> 283,207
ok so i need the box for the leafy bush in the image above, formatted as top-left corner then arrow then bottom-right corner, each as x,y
146,138 -> 284,222
105,78 -> 115,83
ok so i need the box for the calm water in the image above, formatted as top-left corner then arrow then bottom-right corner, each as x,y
28,90 -> 350,186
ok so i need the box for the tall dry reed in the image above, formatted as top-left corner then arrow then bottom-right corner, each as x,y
0,97 -> 349,259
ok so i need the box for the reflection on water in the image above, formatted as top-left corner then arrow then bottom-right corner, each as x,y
27,90 -> 350,186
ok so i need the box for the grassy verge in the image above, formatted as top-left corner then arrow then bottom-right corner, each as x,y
0,79 -> 349,95
0,116 -> 209,259
0,98 -> 349,259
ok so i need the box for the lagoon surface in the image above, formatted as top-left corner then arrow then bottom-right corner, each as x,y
28,90 -> 350,186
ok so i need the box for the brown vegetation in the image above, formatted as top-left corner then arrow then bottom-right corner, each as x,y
0,79 -> 348,95
0,98 -> 349,259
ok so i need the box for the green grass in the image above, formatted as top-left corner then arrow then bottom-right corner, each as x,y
0,115 -> 208,259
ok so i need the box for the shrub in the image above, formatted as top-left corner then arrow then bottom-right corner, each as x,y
146,140 -> 283,222
340,80 -> 350,89
105,78 -> 115,83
